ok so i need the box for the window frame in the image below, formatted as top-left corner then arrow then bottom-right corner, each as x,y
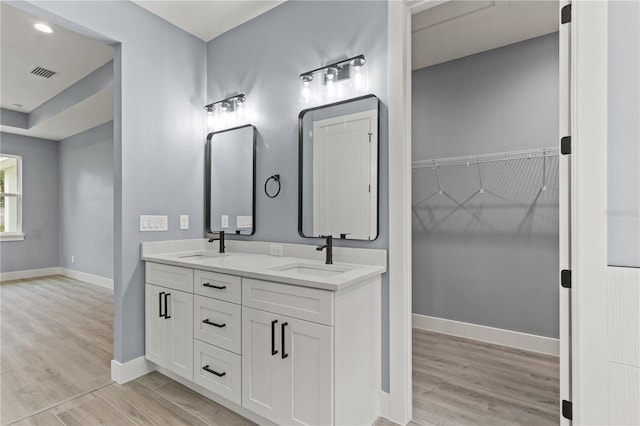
0,153 -> 24,241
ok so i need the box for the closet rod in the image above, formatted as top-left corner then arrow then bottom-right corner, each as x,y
412,147 -> 559,169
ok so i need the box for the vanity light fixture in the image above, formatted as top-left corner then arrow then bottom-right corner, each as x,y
299,54 -> 366,103
204,94 -> 247,130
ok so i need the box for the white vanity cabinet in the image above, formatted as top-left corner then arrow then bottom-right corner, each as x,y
242,306 -> 333,425
144,260 -> 381,426
145,263 -> 194,381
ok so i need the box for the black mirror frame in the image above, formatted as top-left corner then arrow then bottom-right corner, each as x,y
205,124 -> 257,238
297,94 -> 380,241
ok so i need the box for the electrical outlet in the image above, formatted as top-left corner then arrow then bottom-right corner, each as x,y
71,255 -> 74,263
270,244 -> 284,256
180,215 -> 189,230
221,215 -> 229,229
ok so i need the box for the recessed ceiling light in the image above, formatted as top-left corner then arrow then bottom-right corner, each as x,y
11,103 -> 23,109
34,23 -> 53,33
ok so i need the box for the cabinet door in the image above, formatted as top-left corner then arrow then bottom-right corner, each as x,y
242,307 -> 282,423
145,284 -> 167,367
166,289 -> 193,381
282,317 -> 333,426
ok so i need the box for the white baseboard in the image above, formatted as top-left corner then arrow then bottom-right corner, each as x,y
378,390 -> 390,421
413,313 -> 559,356
59,268 -> 113,290
111,356 -> 153,384
0,267 -> 61,282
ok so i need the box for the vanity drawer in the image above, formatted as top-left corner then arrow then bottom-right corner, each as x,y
193,340 -> 241,405
194,270 -> 241,304
146,262 -> 193,293
194,295 -> 241,354
242,278 -> 334,326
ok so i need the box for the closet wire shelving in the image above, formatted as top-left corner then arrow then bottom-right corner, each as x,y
412,147 -> 560,235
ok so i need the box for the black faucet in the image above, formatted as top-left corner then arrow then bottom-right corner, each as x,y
208,231 -> 225,253
316,235 -> 333,265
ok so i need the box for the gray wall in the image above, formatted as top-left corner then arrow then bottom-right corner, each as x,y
608,1 -> 640,268
59,122 -> 114,278
0,132 -> 59,272
412,33 -> 560,338
17,0 -> 207,363
206,1 -> 390,390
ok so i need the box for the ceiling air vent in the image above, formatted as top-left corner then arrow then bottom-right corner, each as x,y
30,66 -> 57,79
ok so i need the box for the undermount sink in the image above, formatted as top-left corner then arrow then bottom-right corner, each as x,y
271,263 -> 352,278
178,253 -> 227,260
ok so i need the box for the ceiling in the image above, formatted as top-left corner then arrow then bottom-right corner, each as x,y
412,0 -> 559,70
0,3 -> 114,141
131,0 -> 285,42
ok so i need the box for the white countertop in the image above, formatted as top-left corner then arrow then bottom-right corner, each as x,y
142,244 -> 386,292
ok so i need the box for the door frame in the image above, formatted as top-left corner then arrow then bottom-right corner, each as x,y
386,1 -> 609,424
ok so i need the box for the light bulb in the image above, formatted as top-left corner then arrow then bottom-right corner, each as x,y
354,69 -> 363,90
326,78 -> 335,96
206,107 -> 215,129
300,74 -> 313,103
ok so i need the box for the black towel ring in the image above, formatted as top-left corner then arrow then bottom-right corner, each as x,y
264,174 -> 281,198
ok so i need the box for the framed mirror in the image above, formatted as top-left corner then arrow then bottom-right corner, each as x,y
298,94 -> 379,240
206,124 -> 256,237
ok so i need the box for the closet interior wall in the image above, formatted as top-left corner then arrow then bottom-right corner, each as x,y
411,32 -> 560,339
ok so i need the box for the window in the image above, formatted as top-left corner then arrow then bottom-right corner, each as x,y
0,154 -> 24,241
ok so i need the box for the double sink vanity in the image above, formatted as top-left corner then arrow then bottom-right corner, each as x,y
142,239 -> 386,425
142,92 -> 384,424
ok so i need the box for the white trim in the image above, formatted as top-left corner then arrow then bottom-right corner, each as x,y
110,356 -> 153,384
59,268 -> 114,290
0,233 -> 26,241
413,314 -> 560,357
387,1 -> 413,424
378,390 -> 390,421
0,266 -> 61,281
571,3 -> 609,424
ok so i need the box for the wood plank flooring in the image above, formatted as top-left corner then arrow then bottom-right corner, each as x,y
379,329 -> 559,426
2,276 -> 558,426
11,372 -> 254,426
1,276 -> 113,425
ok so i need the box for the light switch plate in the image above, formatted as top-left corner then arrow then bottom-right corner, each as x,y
180,215 -> 189,230
140,215 -> 168,231
221,215 -> 229,229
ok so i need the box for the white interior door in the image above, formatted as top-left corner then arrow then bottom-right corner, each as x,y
558,2 -> 572,425
313,110 -> 377,239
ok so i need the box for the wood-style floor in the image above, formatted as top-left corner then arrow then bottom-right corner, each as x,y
1,276 -> 113,425
11,372 -> 254,426
2,276 -> 558,426
378,329 -> 559,426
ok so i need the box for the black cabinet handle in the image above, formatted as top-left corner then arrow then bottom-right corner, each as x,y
202,365 -> 226,377
164,293 -> 171,319
271,319 -> 278,355
203,283 -> 226,290
281,322 -> 289,359
159,292 -> 165,318
203,319 -> 226,328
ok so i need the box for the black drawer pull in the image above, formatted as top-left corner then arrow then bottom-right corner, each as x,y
271,319 -> 278,355
203,319 -> 226,328
281,322 -> 289,359
164,293 -> 171,319
202,365 -> 226,377
203,283 -> 226,290
159,292 -> 165,318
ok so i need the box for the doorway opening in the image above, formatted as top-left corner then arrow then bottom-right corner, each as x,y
410,2 -> 562,424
